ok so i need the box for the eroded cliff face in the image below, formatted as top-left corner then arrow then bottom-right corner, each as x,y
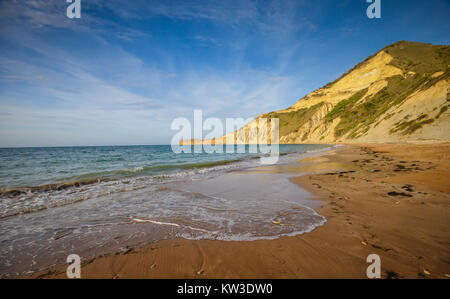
279,76 -> 449,144
186,41 -> 449,145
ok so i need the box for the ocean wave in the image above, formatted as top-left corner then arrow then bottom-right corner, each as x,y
0,145 -> 334,219
0,158 -> 258,219
131,218 -> 180,227
0,178 -> 103,197
0,158 -> 247,196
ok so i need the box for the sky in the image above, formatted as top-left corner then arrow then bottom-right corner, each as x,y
0,0 -> 449,147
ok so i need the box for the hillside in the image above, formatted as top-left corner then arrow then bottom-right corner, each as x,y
188,41 -> 450,144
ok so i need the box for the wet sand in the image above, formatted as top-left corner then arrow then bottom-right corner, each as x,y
31,143 -> 450,279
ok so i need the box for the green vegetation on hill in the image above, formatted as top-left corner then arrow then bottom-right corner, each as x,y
385,41 -> 450,74
435,106 -> 448,120
265,102 -> 325,137
327,41 -> 450,139
325,89 -> 368,123
391,104 -> 448,135
391,114 -> 435,135
323,88 -> 368,138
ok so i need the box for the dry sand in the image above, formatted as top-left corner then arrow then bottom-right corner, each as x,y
32,143 -> 450,279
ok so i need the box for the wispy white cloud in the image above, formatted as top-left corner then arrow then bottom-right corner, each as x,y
0,0 -> 314,146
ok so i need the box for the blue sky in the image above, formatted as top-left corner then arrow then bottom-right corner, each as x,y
0,0 -> 449,147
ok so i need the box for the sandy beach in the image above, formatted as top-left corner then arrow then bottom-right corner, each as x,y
31,143 -> 450,279
1,0 -> 448,283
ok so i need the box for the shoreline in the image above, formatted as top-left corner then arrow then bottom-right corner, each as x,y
30,143 -> 450,279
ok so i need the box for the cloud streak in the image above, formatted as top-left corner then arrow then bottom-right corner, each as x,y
1,0 -> 448,146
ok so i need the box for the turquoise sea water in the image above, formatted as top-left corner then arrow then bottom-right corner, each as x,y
0,144 -> 329,189
0,144 -> 333,277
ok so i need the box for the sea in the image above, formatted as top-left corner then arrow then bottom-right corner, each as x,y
0,144 -> 333,277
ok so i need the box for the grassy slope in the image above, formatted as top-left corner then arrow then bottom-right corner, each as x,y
268,41 -> 450,141
264,102 -> 325,140
335,41 -> 450,139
